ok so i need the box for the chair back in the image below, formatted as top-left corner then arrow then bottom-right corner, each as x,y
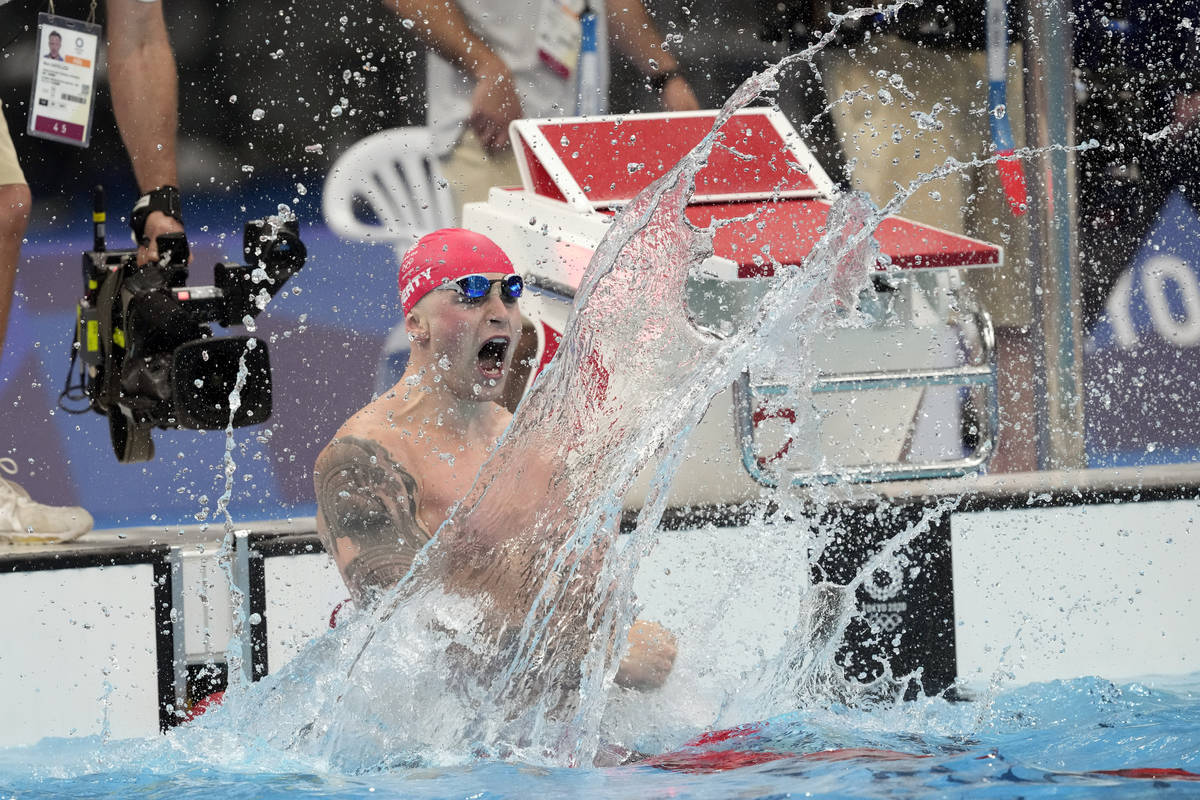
321,127 -> 454,255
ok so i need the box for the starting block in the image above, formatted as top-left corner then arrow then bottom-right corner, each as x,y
464,109 -> 1002,507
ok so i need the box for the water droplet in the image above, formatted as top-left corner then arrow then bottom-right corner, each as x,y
304,143 -> 324,154
330,105 -> 343,118
241,164 -> 254,173
992,103 -> 1007,120
296,183 -> 307,196
401,17 -> 415,29
228,94 -> 238,103
627,162 -> 644,174
912,110 -> 944,131
877,88 -> 893,105
251,108 -> 265,121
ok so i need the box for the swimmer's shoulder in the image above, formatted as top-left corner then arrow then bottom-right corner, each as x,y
326,392 -> 421,450
315,403 -> 419,485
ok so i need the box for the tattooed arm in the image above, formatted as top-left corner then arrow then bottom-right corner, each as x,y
314,435 -> 432,606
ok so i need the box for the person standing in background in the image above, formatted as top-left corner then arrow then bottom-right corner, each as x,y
0,0 -> 186,541
382,0 -> 701,213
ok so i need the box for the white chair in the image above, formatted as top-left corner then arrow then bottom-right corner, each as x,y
322,127 -> 456,393
322,126 -> 455,258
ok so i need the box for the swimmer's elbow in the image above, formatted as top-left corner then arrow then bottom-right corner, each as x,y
342,547 -> 417,606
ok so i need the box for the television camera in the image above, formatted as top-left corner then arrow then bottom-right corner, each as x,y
61,190 -> 307,463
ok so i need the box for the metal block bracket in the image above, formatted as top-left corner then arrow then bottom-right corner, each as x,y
732,313 -> 999,488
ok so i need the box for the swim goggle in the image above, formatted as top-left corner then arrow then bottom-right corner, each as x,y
440,274 -> 524,304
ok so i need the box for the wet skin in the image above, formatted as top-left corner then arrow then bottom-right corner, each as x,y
315,276 -> 522,604
314,278 -> 676,690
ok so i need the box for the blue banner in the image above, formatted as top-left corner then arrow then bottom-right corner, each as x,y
1085,190 -> 1200,466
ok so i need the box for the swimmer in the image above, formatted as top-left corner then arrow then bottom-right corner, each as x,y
314,227 -> 675,692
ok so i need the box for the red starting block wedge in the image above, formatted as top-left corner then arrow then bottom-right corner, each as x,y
465,109 -> 1003,501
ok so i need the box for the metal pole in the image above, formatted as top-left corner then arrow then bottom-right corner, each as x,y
1022,0 -> 1086,470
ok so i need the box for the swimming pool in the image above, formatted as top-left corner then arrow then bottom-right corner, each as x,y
1,672 -> 1197,799
4,9 -> 1200,797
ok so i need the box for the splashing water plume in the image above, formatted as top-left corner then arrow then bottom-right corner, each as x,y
202,17 -> 963,772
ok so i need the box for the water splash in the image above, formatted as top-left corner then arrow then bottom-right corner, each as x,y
208,58 -> 922,774
211,0 -> 1026,771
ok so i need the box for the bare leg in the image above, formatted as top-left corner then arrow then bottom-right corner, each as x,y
0,182 -> 32,362
0,182 -> 92,541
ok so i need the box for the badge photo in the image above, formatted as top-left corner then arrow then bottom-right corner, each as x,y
27,12 -> 102,148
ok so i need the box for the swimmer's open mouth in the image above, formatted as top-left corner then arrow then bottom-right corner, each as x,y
477,336 -> 510,377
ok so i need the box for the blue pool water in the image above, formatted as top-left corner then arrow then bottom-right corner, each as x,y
2,674 -> 1198,798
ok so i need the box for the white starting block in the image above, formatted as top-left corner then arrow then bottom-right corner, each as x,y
464,109 -> 1003,507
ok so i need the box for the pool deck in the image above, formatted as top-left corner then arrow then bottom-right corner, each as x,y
4,463 -> 1199,561
2,462 -> 1198,748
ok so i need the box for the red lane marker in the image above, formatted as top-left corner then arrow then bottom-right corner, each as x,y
684,723 -> 764,747
801,748 -> 930,763
1094,767 -> 1200,782
645,740 -> 930,774
643,749 -> 793,773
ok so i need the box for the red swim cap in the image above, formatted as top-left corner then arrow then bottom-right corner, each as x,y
397,228 -> 515,315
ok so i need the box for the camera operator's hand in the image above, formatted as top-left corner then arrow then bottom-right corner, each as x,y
138,210 -> 187,266
131,185 -> 186,266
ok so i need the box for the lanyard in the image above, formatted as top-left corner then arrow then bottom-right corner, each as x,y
986,0 -> 1028,215
47,0 -> 98,24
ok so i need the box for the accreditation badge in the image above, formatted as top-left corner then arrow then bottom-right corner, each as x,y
535,0 -> 583,81
28,13 -> 101,147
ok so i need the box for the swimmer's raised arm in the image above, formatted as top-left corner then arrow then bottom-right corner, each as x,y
314,435 -> 432,606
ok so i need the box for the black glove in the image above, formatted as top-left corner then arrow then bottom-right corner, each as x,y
130,185 -> 183,245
